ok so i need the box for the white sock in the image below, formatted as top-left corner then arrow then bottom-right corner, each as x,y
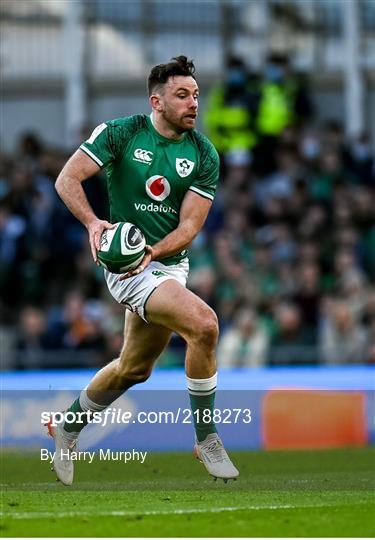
186,373 -> 217,395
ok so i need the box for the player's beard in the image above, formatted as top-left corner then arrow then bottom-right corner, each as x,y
162,108 -> 196,134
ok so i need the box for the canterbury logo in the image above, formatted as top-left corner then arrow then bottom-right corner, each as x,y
133,148 -> 153,164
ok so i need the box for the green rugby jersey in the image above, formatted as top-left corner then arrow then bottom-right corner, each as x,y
80,114 -> 219,265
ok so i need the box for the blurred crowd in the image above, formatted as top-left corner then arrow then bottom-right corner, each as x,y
1,53 -> 374,370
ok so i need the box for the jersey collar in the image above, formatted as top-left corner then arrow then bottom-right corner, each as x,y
147,114 -> 186,145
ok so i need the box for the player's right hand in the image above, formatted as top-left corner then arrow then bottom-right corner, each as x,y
86,218 -> 116,264
118,245 -> 154,281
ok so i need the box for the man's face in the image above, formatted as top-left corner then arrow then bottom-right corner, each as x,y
153,75 -> 199,133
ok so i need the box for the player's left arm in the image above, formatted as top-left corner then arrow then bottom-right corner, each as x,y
120,191 -> 212,279
152,190 -> 212,260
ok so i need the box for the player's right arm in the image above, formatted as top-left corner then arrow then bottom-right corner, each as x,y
55,149 -> 114,263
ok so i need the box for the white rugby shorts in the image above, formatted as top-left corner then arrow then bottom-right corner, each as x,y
104,259 -> 189,322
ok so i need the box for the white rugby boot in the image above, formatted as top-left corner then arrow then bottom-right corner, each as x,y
194,433 -> 239,482
46,419 -> 76,486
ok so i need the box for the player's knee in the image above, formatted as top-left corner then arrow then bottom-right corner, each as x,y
192,309 -> 219,350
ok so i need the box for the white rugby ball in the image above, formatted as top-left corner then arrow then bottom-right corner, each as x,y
97,222 -> 146,273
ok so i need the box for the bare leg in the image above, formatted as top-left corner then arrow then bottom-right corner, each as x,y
86,309 -> 172,403
145,279 -> 219,377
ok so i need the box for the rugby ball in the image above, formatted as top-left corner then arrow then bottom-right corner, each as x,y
97,222 -> 146,273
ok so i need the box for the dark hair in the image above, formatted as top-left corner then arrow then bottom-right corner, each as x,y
148,56 -> 196,95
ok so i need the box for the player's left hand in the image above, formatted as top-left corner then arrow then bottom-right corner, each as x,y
118,245 -> 154,281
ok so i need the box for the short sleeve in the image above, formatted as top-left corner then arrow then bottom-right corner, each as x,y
79,122 -> 115,168
80,116 -> 144,168
189,139 -> 220,201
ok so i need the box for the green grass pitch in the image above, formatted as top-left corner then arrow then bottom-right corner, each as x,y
1,448 -> 374,537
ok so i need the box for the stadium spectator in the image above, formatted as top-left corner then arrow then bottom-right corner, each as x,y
252,52 -> 313,175
47,290 -> 106,352
0,202 -> 27,312
204,56 -> 257,171
320,300 -> 368,364
347,132 -> 374,187
17,132 -> 43,173
268,303 -> 317,365
292,262 -> 322,340
16,306 -> 50,369
217,307 -> 269,367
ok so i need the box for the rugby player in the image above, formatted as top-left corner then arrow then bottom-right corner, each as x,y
51,56 -> 239,485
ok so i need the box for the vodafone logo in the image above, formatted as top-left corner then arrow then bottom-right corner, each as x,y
145,175 -> 171,202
